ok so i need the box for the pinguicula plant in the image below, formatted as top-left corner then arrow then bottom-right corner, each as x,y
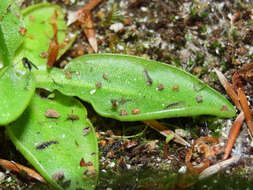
0,1 -> 235,190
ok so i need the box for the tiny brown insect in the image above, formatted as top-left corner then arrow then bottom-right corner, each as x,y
19,27 -> 27,35
132,108 -> 140,115
96,82 -> 102,88
157,84 -> 164,91
39,52 -> 48,58
67,115 -> 80,121
45,109 -> 60,118
172,85 -> 179,91
103,73 -> 108,80
196,95 -> 203,103
221,105 -> 228,111
111,99 -> 119,109
120,110 -> 128,116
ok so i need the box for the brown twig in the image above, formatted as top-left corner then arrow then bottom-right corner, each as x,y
0,159 -> 45,183
143,120 -> 190,147
223,112 -> 245,160
215,69 -> 241,110
238,88 -> 253,136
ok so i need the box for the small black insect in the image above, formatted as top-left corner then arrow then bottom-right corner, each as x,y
165,101 -> 185,109
22,57 -> 39,71
143,69 -> 152,86
36,140 -> 59,150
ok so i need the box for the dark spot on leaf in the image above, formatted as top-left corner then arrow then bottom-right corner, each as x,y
91,152 -> 96,156
196,96 -> 203,103
103,73 -> 108,80
165,101 -> 185,109
96,82 -> 102,88
120,110 -> 128,116
45,109 -> 60,118
172,85 -> 179,91
75,140 -> 79,147
36,140 -> 59,150
111,99 -> 119,109
83,127 -> 91,136
157,84 -> 164,91
132,108 -> 140,115
221,105 -> 228,111
90,67 -> 93,72
143,69 -> 152,86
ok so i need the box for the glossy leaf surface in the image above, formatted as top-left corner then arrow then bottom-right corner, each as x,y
7,91 -> 98,190
0,66 -> 35,125
15,3 -> 75,67
0,0 -> 25,65
35,54 -> 236,121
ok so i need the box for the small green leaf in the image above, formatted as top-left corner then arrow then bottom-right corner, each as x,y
15,3 -> 76,67
0,66 -> 35,125
0,0 -> 25,65
34,54 -> 236,121
7,91 -> 98,190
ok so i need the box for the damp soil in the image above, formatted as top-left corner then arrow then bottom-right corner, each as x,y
1,0 -> 253,189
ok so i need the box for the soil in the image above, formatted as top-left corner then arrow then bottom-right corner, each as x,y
1,0 -> 253,189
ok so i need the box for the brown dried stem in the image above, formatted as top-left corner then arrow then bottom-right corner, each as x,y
223,112 -> 245,160
238,88 -> 253,136
143,120 -> 190,147
215,69 -> 241,110
0,159 -> 45,183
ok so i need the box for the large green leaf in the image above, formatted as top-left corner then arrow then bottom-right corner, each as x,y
0,0 -> 25,66
34,54 -> 236,121
7,91 -> 98,190
15,3 -> 76,67
0,66 -> 35,125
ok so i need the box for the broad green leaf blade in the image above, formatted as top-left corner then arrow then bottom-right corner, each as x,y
15,3 -> 76,67
0,0 -> 25,66
0,66 -> 35,125
7,91 -> 98,190
34,54 -> 236,121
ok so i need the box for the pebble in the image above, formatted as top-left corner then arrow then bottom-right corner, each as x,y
109,23 -> 124,33
0,172 -> 5,182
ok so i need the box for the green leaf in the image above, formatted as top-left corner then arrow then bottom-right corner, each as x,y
15,3 -> 76,67
0,66 -> 35,125
7,91 -> 98,190
34,54 -> 236,121
0,0 -> 25,66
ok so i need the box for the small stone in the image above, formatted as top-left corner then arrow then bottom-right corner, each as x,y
109,22 -> 124,33
0,172 -> 5,182
90,89 -> 96,95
